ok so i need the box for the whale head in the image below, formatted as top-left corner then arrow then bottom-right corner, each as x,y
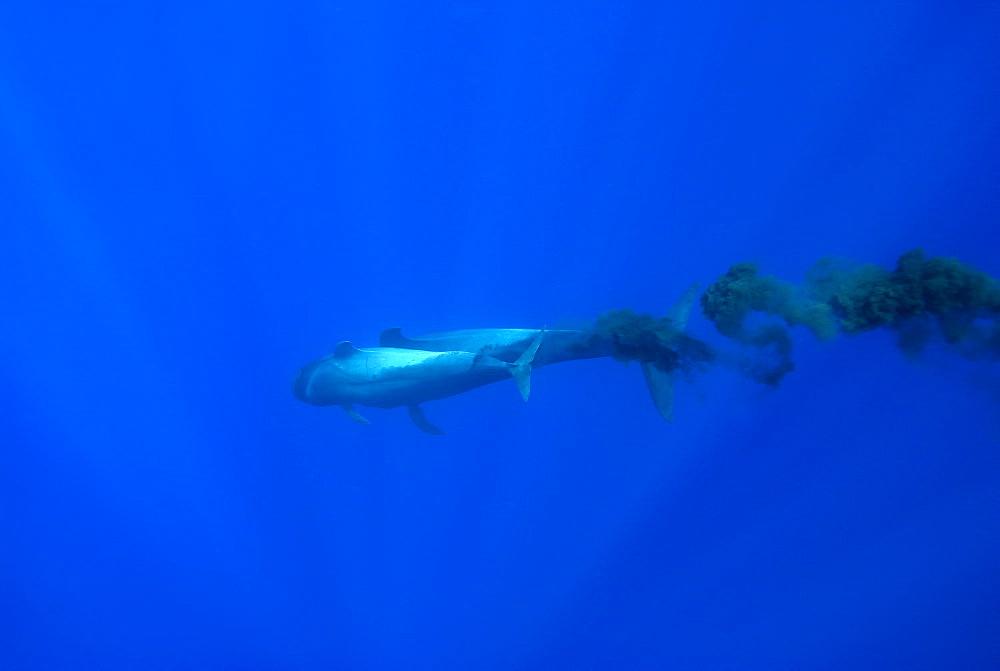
292,356 -> 352,406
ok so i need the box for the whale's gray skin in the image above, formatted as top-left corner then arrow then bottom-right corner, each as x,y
293,331 -> 543,434
380,328 -> 611,367
380,283 -> 701,423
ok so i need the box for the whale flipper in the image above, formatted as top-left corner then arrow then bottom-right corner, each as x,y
641,362 -> 675,423
408,405 -> 445,435
342,404 -> 370,424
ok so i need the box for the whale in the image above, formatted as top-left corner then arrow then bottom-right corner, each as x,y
379,283 -> 701,422
379,327 -> 611,367
292,330 -> 544,434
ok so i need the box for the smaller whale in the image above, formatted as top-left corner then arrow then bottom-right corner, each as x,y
292,330 -> 544,434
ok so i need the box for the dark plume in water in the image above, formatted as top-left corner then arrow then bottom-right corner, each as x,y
580,307 -> 715,376
700,249 -> 1000,382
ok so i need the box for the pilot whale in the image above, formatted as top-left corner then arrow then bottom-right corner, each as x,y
379,327 -> 611,367
379,283 -> 702,422
293,331 -> 544,434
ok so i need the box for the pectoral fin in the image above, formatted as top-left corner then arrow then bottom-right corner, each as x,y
641,362 -> 675,423
408,405 -> 445,435
342,404 -> 370,424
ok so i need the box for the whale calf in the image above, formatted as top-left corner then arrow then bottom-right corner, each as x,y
293,331 -> 544,434
379,283 -> 701,422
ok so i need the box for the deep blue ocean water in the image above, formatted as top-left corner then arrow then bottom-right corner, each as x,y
2,2 -> 998,669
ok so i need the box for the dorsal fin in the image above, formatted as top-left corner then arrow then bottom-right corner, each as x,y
379,327 -> 411,347
333,341 -> 362,358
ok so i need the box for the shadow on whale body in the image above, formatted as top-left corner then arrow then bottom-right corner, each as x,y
292,331 -> 544,435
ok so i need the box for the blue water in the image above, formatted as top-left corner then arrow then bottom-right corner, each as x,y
3,3 -> 998,669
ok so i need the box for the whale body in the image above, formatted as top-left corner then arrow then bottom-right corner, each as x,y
380,327 -> 609,367
293,331 -> 543,434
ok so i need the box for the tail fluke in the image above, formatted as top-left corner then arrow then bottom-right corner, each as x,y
641,363 -> 675,423
643,283 -> 699,422
511,328 -> 545,401
666,281 -> 701,334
